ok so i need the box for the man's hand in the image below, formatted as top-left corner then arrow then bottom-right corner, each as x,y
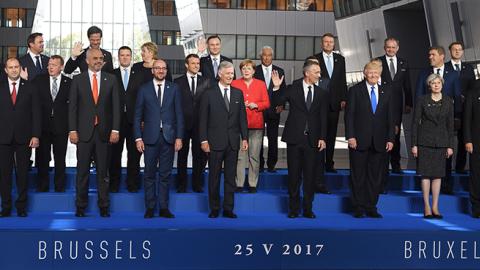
340,101 -> 346,110
20,67 -> 28,80
412,146 -> 418,158
318,140 -> 326,151
201,141 -> 210,153
241,140 -> 248,151
136,140 -> 145,153
71,42 -> 84,58
446,148 -> 453,158
466,143 -> 473,154
69,131 -> 79,144
247,102 -> 258,110
275,105 -> 284,114
386,142 -> 394,152
29,137 -> 39,148
109,132 -> 119,144
348,138 -> 357,149
175,139 -> 182,152
271,70 -> 284,91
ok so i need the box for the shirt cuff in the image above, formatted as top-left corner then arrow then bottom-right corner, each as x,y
201,141 -> 208,144
135,138 -> 142,142
111,130 -> 119,133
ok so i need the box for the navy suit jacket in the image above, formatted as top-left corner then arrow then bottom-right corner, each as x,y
18,53 -> 49,81
415,67 -> 461,114
134,80 -> 184,145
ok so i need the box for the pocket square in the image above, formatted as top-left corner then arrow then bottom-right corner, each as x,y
235,101 -> 239,104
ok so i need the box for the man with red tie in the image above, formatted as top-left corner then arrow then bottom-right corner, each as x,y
69,48 -> 120,218
0,57 -> 41,217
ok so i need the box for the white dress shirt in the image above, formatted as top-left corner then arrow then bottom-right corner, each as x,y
8,77 -> 21,94
218,82 -> 231,100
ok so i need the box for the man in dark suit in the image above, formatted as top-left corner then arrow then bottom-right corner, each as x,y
199,61 -> 248,219
33,55 -> 71,192
109,46 -> 144,193
312,33 -> 347,173
199,35 -> 234,81
464,81 -> 480,219
345,60 -> 395,218
273,60 -> 328,218
254,46 -> 286,173
445,42 -> 476,175
134,59 -> 184,219
69,48 -> 120,218
175,54 -> 210,193
0,57 -> 41,217
416,46 -> 461,194
376,37 -> 413,176
64,26 -> 114,74
19,32 -> 50,81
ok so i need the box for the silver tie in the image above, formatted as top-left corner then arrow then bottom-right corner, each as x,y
52,77 -> 58,100
389,58 -> 396,80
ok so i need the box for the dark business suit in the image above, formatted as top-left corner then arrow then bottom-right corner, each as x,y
0,64 -> 6,81
254,64 -> 286,171
445,61 -> 476,173
134,80 -> 184,210
64,48 -> 114,74
33,74 -> 71,191
274,80 -> 328,214
463,84 -> 480,216
313,52 -> 347,171
109,67 -> 144,192
69,71 -> 120,211
345,81 -> 395,214
377,55 -> 412,173
174,74 -> 210,192
199,85 -> 248,212
416,67 -> 461,192
0,79 -> 41,212
200,55 -> 234,81
19,53 -> 49,81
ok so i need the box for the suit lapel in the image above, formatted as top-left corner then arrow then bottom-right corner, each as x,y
376,84 -> 386,112
297,83 -> 308,112
361,83 -> 374,114
2,81 -> 14,107
15,79 -> 28,105
215,85 -> 229,113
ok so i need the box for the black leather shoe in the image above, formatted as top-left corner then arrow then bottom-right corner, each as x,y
54,187 -> 65,193
391,167 -> 403,174
303,211 -> 316,219
109,187 -> 119,193
208,210 -> 219,218
144,208 -> 154,219
235,187 -> 243,193
176,188 -> 187,193
192,187 -> 204,193
100,208 -> 110,217
423,214 -> 434,219
456,169 -> 468,175
366,211 -> 383,218
441,188 -> 454,195
127,187 -> 139,193
326,167 -> 337,173
159,208 -> 175,218
315,186 -> 331,194
36,187 -> 49,192
353,211 -> 364,218
75,208 -> 86,217
432,213 -> 443,219
17,210 -> 27,217
287,212 -> 299,218
248,187 -> 257,193
267,168 -> 277,173
223,210 -> 238,218
472,213 -> 480,219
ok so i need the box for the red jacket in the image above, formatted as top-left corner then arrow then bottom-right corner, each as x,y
231,78 -> 270,129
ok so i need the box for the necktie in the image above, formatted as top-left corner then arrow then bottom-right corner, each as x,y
223,88 -> 229,111
389,58 -> 396,80
157,84 -> 162,107
191,76 -> 196,95
326,55 -> 333,78
213,58 -> 218,78
264,67 -> 271,87
11,82 -> 17,105
454,64 -> 460,72
436,68 -> 441,75
92,73 -> 99,125
306,85 -> 312,110
52,77 -> 58,100
123,68 -> 129,90
35,55 -> 42,72
370,85 -> 377,113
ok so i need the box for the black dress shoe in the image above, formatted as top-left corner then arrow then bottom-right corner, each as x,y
391,167 -> 403,174
423,214 -> 434,219
100,208 -> 110,217
36,187 -> 49,192
287,212 -> 299,218
192,187 -> 204,193
248,187 -> 257,193
303,211 -> 316,219
325,168 -> 337,173
441,188 -> 454,195
127,187 -> 139,193
109,187 -> 119,193
456,169 -> 468,175
366,211 -> 383,218
75,208 -> 86,217
259,167 -> 265,173
267,168 -> 277,173
472,213 -> 480,219
353,211 -> 364,218
17,210 -> 28,217
54,187 -> 65,193
432,213 -> 443,219
315,186 -> 331,194
235,187 -> 243,193
176,188 -> 187,193
159,208 -> 175,218
223,210 -> 238,218
0,209 -> 11,217
144,208 -> 154,219
208,210 -> 219,218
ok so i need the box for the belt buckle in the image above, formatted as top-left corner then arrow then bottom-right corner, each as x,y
304,131 -> 309,135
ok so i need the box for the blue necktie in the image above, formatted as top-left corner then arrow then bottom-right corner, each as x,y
123,68 -> 129,90
370,85 -> 377,113
326,55 -> 333,78
35,55 -> 42,72
213,58 -> 218,78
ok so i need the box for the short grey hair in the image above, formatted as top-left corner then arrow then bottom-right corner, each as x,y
426,73 -> 444,86
259,46 -> 274,57
303,59 -> 320,75
218,61 -> 234,72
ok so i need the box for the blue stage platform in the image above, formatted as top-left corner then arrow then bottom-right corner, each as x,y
1,169 -> 479,270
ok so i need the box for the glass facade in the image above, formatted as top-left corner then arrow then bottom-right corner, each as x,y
31,0 -> 151,67
0,8 -> 35,28
0,46 -> 28,63
333,0 -> 401,19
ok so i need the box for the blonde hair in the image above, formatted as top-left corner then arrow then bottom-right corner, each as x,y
239,59 -> 255,70
141,42 -> 158,60
364,59 -> 383,73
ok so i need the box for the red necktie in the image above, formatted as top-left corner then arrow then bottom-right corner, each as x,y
11,82 -> 17,105
92,74 -> 99,125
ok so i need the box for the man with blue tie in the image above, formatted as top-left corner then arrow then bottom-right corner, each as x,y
19,33 -> 50,81
416,46 -> 461,194
345,60 -> 395,218
134,59 -> 184,219
199,35 -> 234,81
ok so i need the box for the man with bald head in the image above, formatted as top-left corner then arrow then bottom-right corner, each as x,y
69,48 -> 120,218
0,58 -> 41,217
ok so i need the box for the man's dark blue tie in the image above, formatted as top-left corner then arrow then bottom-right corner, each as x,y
35,55 -> 42,72
306,86 -> 312,110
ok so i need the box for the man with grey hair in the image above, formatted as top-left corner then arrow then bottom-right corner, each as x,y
199,61 -> 248,219
254,46 -> 286,173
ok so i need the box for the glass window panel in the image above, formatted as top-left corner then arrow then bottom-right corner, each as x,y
175,31 -> 182,45
82,0 -> 93,23
150,30 -> 157,44
26,9 -> 35,27
4,9 -> 18,27
246,35 -> 256,59
144,0 -> 152,15
325,0 -> 334,11
237,35 -> 246,59
219,34 -> 235,59
92,0 -> 103,24
295,36 -> 314,60
314,36 -> 322,54
61,22 -> 72,51
285,36 -> 295,60
275,36 -> 285,60
199,0 -> 208,8
71,0 -> 82,22
7,46 -> 18,58
50,22 -> 61,49
164,1 -> 175,16
217,0 -> 231,8
61,0 -> 72,23
17,9 -> 26,27
274,0 -> 287,10
256,36 -> 275,59
163,31 -> 173,45
287,0 -> 296,10
103,0 -> 114,23
102,24 -> 114,51
208,0 -> 218,8
18,47 -> 28,56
